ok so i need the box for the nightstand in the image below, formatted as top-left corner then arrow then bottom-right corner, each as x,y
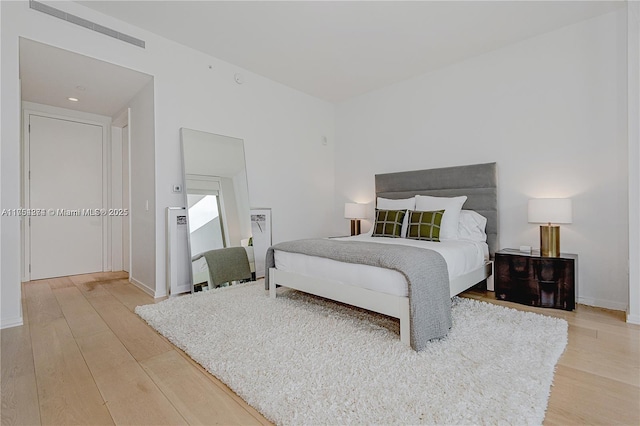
494,249 -> 577,311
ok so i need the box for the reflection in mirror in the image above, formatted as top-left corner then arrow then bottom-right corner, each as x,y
180,128 -> 253,292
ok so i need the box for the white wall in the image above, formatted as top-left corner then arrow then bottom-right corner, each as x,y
1,0 -> 335,323
110,125 -> 123,272
628,1 -> 640,324
1,1 -> 23,328
335,11 -> 629,310
128,79 -> 157,295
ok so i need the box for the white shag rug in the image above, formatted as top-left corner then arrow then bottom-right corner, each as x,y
136,281 -> 567,425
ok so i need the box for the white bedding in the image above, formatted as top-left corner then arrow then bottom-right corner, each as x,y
273,235 -> 489,298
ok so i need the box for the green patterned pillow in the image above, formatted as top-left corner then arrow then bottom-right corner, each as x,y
372,209 -> 406,238
406,210 -> 444,241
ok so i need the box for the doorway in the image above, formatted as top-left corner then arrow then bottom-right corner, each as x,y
26,112 -> 106,280
19,38 -> 153,286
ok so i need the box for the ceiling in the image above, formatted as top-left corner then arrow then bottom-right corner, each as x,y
77,0 -> 624,102
19,38 -> 152,117
19,1 -> 624,113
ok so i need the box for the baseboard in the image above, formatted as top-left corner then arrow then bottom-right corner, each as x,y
154,288 -> 168,299
130,276 -> 155,298
130,276 -> 168,299
1,316 -> 24,329
577,296 -> 627,312
626,312 -> 640,325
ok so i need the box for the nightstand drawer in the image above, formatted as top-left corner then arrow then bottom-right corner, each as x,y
494,249 -> 577,311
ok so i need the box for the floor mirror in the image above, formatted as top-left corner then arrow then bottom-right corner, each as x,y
180,128 -> 253,292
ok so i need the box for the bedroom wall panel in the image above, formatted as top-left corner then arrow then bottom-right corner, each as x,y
1,0 -> 22,327
627,1 -> 640,324
111,125 -> 123,273
1,1 -> 335,325
127,80 -> 157,296
335,10 -> 629,310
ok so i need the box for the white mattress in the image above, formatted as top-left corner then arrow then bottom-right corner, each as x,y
274,235 -> 489,298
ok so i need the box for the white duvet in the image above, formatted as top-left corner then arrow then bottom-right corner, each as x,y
274,235 -> 488,297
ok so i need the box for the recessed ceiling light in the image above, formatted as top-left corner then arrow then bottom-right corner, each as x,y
68,97 -> 79,102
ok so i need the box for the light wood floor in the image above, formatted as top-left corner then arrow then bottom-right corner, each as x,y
1,272 -> 638,425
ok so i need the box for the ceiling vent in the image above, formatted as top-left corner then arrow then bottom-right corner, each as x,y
29,0 -> 145,49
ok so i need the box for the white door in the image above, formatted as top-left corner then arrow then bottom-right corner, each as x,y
122,125 -> 130,273
29,114 -> 104,280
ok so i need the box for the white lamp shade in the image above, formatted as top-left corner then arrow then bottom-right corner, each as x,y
528,198 -> 572,224
344,202 -> 367,219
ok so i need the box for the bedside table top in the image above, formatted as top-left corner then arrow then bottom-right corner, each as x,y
497,248 -> 578,260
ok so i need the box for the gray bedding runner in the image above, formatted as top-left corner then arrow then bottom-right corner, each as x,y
265,239 -> 452,351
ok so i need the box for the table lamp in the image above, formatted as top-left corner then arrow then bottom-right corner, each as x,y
528,198 -> 572,257
344,202 -> 367,236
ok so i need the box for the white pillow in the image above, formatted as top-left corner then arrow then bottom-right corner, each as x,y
376,197 -> 416,238
458,210 -> 488,242
414,195 -> 467,240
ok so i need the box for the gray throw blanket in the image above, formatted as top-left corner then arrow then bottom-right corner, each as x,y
265,239 -> 452,351
203,247 -> 252,288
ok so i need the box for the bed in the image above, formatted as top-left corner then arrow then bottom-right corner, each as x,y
267,162 -> 498,350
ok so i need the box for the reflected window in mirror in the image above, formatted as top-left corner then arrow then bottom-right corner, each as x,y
187,193 -> 225,254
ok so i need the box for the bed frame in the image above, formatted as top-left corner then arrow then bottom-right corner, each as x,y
269,162 -> 498,346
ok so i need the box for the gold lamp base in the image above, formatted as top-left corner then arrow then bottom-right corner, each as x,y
540,225 -> 560,257
350,219 -> 361,236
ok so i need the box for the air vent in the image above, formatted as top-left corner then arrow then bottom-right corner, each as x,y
29,0 -> 145,49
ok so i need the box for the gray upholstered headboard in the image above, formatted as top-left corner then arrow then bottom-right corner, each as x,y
375,162 -> 498,257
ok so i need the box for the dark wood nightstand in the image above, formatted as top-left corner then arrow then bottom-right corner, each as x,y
494,249 -> 578,311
